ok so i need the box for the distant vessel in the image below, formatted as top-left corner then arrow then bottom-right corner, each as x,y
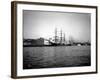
48,28 -> 66,46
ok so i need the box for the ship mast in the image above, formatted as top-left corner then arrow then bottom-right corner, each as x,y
64,33 -> 66,44
60,29 -> 62,44
55,28 -> 57,44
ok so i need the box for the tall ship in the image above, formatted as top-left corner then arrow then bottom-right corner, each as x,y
48,28 -> 66,46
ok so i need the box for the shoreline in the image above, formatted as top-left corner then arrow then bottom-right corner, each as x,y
23,45 -> 90,47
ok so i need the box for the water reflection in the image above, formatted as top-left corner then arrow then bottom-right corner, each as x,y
23,46 -> 90,69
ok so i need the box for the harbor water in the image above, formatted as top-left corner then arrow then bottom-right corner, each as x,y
23,46 -> 91,69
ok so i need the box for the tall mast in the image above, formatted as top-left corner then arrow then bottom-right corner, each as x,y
55,28 -> 57,43
60,29 -> 62,44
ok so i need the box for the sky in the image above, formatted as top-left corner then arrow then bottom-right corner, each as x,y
23,10 -> 91,42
